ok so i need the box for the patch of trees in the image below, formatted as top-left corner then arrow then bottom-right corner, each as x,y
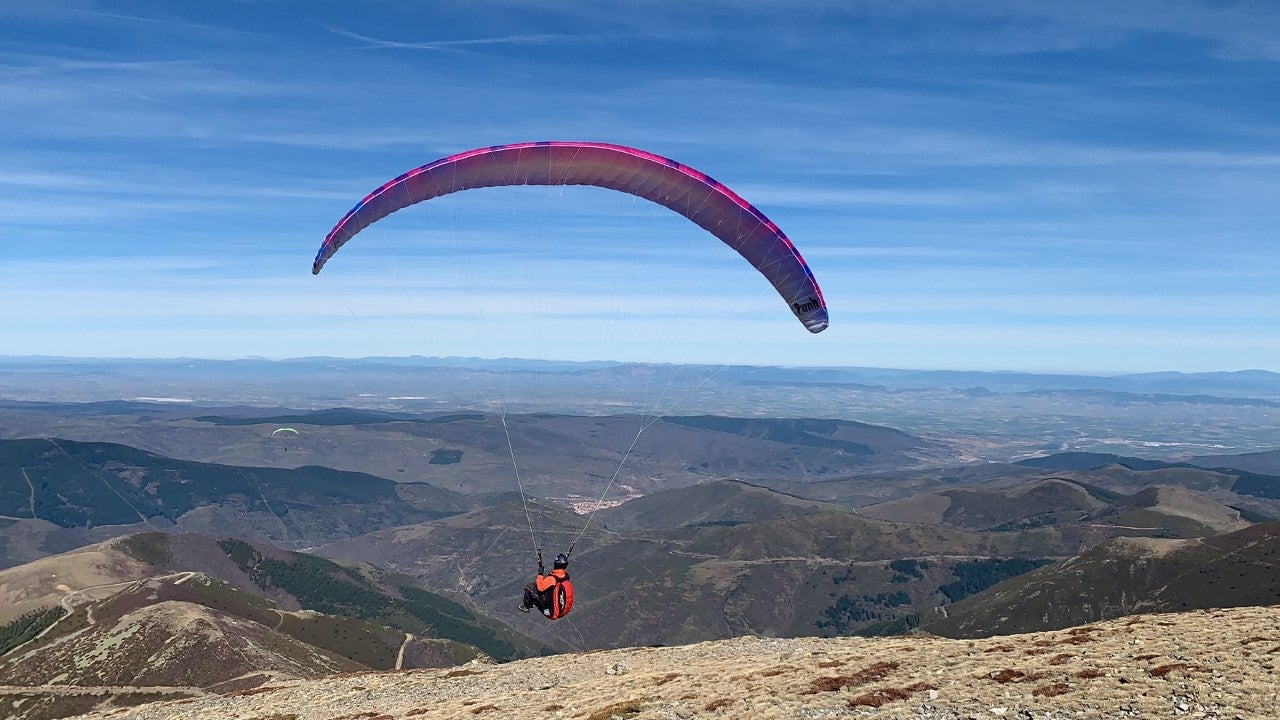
888,558 -> 929,582
1228,504 -> 1276,523
1231,471 -> 1280,500
816,591 -> 913,633
428,449 -> 463,465
855,613 -> 921,637
937,558 -> 1054,603
0,606 -> 63,655
117,532 -> 172,566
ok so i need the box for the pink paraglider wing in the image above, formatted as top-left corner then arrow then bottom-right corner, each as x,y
313,141 -> 827,333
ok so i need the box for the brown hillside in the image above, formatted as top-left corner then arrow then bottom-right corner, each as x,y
35,605 -> 1278,720
0,600 -> 363,688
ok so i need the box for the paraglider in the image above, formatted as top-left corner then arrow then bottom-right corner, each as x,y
519,551 -> 573,619
311,141 -> 827,333
270,427 -> 299,452
314,142 -> 828,620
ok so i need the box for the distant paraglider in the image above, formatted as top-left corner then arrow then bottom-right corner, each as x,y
311,141 -> 828,332
270,427 -> 300,452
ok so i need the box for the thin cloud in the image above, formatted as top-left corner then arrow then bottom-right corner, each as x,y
71,8 -> 267,38
323,25 -> 623,52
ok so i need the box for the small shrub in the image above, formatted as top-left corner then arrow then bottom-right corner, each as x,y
704,698 -> 733,711
804,661 -> 899,694
1047,653 -> 1073,665
1149,663 -> 1207,678
1076,669 -> 1103,679
848,687 -> 911,708
988,669 -> 1025,684
584,700 -> 644,720
1032,682 -> 1070,697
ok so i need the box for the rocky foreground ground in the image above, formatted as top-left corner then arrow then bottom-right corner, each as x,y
21,605 -> 1280,719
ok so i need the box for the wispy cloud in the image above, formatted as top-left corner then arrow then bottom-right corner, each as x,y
324,25 -> 624,52
69,8 -> 268,38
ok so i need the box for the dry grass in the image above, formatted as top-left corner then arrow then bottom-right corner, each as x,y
816,659 -> 844,668
446,669 -> 483,678
53,605 -> 1280,720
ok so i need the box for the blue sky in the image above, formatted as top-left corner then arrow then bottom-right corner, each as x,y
2,1 -> 1278,372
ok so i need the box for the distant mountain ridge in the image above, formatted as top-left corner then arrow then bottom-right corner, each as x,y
4,356 -> 1279,403
1012,452 -> 1280,510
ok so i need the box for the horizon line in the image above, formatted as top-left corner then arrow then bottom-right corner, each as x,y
1,354 -> 1276,378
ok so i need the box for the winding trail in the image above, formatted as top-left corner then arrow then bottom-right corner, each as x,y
20,468 -> 36,519
394,633 -> 413,670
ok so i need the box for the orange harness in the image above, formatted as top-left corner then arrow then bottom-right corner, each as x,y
535,569 -> 574,619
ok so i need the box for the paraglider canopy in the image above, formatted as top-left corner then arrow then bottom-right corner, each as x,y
312,141 -> 827,333
270,427 -> 300,437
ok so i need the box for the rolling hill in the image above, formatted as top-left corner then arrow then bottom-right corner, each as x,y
0,438 -> 472,566
319,482 -> 1125,649
0,533 -> 550,685
920,521 -> 1280,638
1189,447 -> 1280,475
855,478 -> 1250,538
